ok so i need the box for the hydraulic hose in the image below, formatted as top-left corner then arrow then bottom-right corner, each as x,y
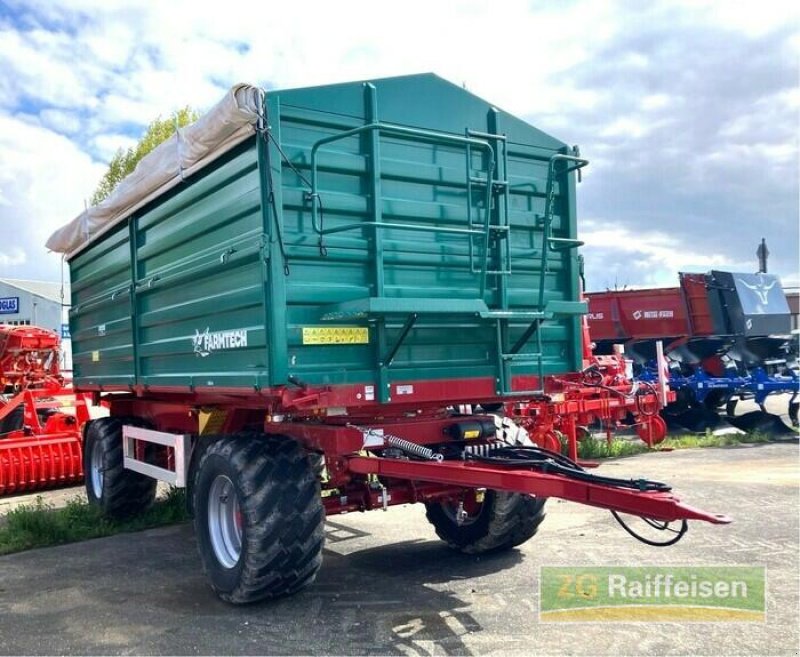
464,444 -> 688,545
465,445 -> 672,493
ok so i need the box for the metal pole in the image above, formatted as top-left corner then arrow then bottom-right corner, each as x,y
656,340 -> 669,408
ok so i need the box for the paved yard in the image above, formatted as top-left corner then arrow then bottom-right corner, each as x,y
0,441 -> 797,655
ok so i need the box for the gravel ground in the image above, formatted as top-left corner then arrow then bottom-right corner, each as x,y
0,441 -> 797,656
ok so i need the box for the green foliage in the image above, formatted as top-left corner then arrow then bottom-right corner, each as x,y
577,437 -> 651,459
659,432 -> 775,450
0,488 -> 188,556
91,106 -> 200,205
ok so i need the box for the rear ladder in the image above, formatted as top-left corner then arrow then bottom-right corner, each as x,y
304,85 -> 588,400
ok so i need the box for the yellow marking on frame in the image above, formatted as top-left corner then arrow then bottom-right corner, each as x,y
91,351 -> 100,362
302,327 -> 369,345
199,408 -> 228,435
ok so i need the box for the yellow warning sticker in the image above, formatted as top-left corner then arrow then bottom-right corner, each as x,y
302,327 -> 369,345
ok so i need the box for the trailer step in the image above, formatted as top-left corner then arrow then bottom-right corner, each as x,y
122,426 -> 192,487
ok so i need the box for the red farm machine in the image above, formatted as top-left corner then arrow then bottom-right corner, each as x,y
47,76 -> 730,604
587,271 -> 799,433
0,324 -> 89,496
496,303 -> 672,454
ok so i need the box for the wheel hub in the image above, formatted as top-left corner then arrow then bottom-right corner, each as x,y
89,439 -> 105,499
208,475 -> 243,569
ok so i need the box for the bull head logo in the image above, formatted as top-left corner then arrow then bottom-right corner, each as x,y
737,274 -> 777,306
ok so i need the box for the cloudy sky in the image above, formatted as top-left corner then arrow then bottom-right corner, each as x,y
0,0 -> 797,291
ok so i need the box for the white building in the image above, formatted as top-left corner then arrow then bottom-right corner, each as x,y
0,279 -> 72,372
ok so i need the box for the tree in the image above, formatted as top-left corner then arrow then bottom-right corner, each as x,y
91,106 -> 200,205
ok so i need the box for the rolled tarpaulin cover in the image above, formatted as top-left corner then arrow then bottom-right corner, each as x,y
46,83 -> 263,256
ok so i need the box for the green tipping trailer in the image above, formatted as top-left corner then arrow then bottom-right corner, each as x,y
47,75 -> 728,604
67,74 -> 587,401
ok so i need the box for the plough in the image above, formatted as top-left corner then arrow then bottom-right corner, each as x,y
588,271 -> 798,433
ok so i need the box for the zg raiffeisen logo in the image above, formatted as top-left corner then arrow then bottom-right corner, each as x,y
539,566 -> 765,622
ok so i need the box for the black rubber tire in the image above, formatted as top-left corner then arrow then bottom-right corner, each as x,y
425,491 -> 546,554
83,416 -> 157,520
193,434 -> 325,604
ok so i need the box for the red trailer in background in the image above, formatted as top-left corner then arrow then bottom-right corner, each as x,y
587,287 -> 688,356
0,325 -> 89,495
587,280 -> 727,372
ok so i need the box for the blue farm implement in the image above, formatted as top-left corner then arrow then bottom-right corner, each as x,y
588,271 -> 798,433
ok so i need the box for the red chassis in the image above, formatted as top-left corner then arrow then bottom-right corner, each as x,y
103,364 -> 722,535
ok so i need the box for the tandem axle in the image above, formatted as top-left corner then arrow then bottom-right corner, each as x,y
82,389 -> 730,604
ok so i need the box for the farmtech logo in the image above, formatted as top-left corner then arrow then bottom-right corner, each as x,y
192,327 -> 249,358
539,566 -> 765,622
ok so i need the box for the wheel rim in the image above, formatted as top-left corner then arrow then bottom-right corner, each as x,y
208,475 -> 243,569
90,438 -> 105,499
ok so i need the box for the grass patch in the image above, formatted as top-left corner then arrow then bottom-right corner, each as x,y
662,432 -> 780,450
0,487 -> 189,556
576,437 -> 652,459
577,431 -> 792,460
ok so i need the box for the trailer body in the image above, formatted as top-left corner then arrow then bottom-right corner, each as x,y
69,74 -> 585,405
50,76 -> 728,604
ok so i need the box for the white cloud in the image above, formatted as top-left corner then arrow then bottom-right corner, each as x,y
640,93 -> 671,111
600,117 -> 649,139
580,223 -> 733,289
0,113 -> 105,278
581,225 -> 729,268
83,23 -> 136,68
0,27 -> 104,110
675,0 -> 800,38
39,108 -> 82,134
90,133 -> 137,161
0,0 -> 796,288
0,246 -> 26,267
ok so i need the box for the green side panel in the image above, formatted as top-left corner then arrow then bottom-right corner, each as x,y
279,73 -> 566,151
134,142 -> 268,389
69,221 -> 135,386
67,74 -> 585,398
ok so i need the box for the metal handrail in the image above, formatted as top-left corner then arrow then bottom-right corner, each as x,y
537,153 -> 589,310
308,121 -> 497,293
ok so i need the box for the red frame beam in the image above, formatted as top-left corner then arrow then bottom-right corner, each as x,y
346,456 -> 731,525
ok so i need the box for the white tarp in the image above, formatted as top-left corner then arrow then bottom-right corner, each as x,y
46,83 -> 264,256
